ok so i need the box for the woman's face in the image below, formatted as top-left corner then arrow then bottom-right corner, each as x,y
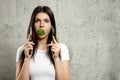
34,12 -> 51,39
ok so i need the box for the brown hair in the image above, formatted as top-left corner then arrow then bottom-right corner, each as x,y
19,6 -> 57,69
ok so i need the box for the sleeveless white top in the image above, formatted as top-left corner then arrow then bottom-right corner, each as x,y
16,43 -> 70,80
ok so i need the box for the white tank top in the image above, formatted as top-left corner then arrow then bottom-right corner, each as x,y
16,43 -> 70,80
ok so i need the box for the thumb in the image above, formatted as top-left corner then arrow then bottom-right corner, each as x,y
47,41 -> 53,46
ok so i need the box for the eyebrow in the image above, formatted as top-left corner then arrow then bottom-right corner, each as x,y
35,18 -> 50,20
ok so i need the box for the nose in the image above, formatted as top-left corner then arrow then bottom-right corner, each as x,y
40,21 -> 44,28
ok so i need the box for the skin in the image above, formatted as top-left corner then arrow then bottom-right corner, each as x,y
16,12 -> 70,80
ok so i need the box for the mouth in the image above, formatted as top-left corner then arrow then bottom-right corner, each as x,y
37,28 -> 45,36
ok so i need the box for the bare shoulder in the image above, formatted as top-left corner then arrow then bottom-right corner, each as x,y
16,45 -> 24,62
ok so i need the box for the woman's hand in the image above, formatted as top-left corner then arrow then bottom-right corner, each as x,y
47,36 -> 61,59
24,35 -> 35,59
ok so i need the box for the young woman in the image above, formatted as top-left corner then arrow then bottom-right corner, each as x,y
16,6 -> 70,80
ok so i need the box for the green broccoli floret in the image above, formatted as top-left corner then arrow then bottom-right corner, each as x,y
37,28 -> 45,35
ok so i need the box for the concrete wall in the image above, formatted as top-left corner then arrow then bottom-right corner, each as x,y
0,0 -> 120,80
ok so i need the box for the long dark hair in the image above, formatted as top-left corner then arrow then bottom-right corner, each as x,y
19,6 -> 57,69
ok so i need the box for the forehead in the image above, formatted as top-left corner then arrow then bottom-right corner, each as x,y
35,12 -> 50,19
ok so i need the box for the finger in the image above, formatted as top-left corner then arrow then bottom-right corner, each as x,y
47,42 -> 57,47
25,46 -> 33,51
27,45 -> 33,49
28,47 -> 33,52
47,41 -> 54,46
52,36 -> 57,44
51,41 -> 53,44
28,42 -> 35,45
52,46 -> 57,49
25,42 -> 35,46
47,43 -> 53,47
47,44 -> 52,46
30,50 -> 33,55
51,48 -> 54,52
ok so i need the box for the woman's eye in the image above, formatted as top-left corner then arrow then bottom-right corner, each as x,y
45,19 -> 50,22
35,19 -> 39,23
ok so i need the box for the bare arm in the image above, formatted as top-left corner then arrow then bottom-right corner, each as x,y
16,35 -> 34,80
16,58 -> 30,80
47,36 -> 70,80
54,58 -> 70,80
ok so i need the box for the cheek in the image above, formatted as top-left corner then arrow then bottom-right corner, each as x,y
34,24 -> 39,31
45,26 -> 51,34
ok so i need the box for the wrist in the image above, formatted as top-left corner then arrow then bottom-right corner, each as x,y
53,56 -> 60,61
24,57 -> 31,62
52,52 -> 60,60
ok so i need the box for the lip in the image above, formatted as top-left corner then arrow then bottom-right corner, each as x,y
37,28 -> 45,36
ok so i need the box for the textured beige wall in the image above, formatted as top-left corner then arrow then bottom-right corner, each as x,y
0,0 -> 120,80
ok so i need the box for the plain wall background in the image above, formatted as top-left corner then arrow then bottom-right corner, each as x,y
0,0 -> 120,80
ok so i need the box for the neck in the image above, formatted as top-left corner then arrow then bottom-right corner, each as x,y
37,36 -> 48,50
